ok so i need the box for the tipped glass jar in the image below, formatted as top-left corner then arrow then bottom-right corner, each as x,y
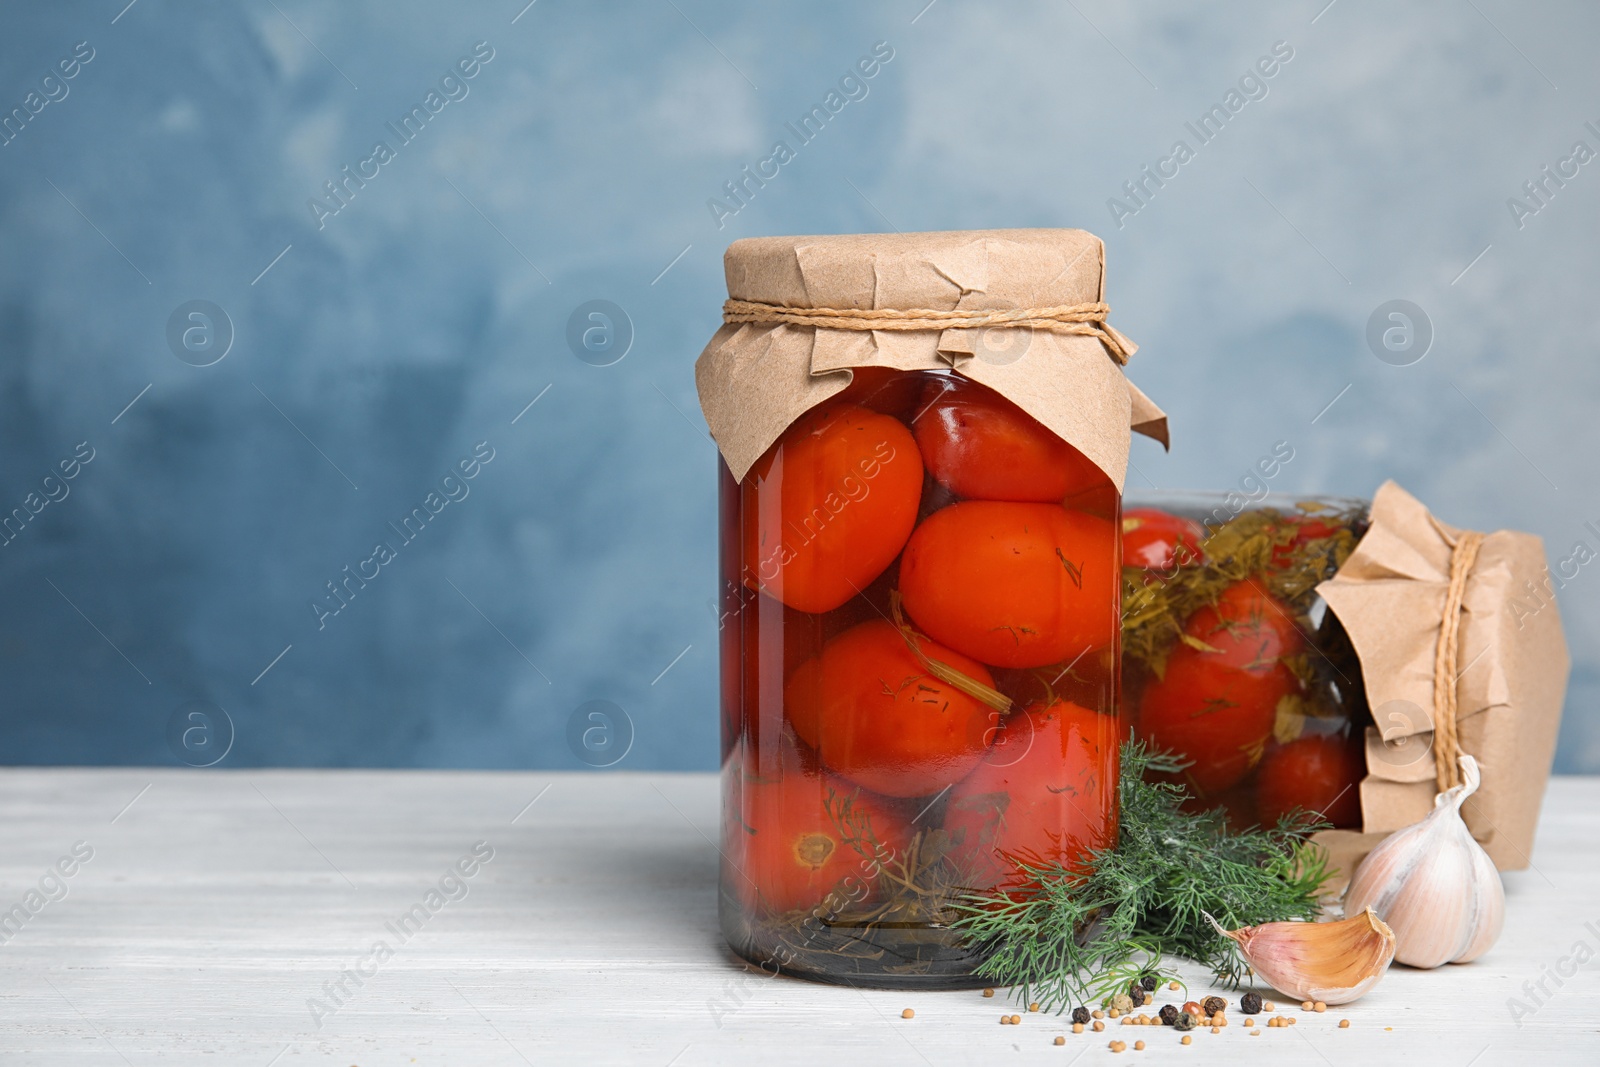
719,369 -> 1122,988
1120,491 -> 1371,831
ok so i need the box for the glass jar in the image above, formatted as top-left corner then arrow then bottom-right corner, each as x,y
1120,491 -> 1371,831
719,368 -> 1122,988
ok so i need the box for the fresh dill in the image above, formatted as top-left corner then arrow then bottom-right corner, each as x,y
949,741 -> 1332,1011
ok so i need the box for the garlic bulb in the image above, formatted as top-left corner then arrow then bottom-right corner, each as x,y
1208,909 -> 1395,1005
1344,753 -> 1505,968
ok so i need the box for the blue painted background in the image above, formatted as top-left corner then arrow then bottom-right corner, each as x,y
1,0 -> 1596,771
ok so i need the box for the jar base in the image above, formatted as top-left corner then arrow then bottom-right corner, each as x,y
720,892 -> 996,990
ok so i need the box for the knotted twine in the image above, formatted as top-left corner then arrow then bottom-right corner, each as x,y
721,299 -> 1138,365
1433,530 -> 1485,793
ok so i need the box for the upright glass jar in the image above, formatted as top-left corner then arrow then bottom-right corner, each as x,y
1120,491 -> 1371,831
719,369 -> 1122,987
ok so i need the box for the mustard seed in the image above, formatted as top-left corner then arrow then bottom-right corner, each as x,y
982,988 -> 995,998
1073,1022 -> 1085,1034
1093,1021 -> 1105,1032
1169,981 -> 1181,991
1339,1019 -> 1350,1028
1181,1035 -> 1192,1045
1054,1036 -> 1066,1045
1011,1014 -> 1022,1025
1314,1001 -> 1327,1013
1134,1040 -> 1146,1050
901,1009 -> 914,1019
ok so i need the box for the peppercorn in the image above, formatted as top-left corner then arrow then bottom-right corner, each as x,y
1239,992 -> 1262,1015
1112,994 -> 1134,1014
1141,975 -> 1158,992
1129,985 -> 1146,1007
1202,996 -> 1225,1016
1172,1012 -> 1197,1032
1158,1004 -> 1179,1026
982,988 -> 995,998
1181,1001 -> 1202,1016
1070,1006 -> 1089,1025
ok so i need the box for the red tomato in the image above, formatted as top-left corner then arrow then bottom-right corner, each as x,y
1268,514 -> 1347,568
912,377 -> 1104,502
741,403 -> 923,614
1135,580 -> 1304,795
943,701 -> 1117,889
1255,733 -> 1365,828
784,619 -> 998,798
898,501 -> 1118,669
1122,507 -> 1205,572
734,741 -> 913,915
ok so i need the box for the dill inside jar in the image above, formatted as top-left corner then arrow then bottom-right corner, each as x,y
1120,492 -> 1371,831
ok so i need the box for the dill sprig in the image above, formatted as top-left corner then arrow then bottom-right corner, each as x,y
949,742 -> 1332,1011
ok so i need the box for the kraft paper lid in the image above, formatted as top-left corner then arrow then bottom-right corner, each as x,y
694,228 -> 1167,488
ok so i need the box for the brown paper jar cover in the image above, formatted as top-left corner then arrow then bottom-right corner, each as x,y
694,228 -> 1166,489
1311,480 -> 1569,879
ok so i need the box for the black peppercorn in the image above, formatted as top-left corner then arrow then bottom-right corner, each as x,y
1071,1006 -> 1090,1025
1173,1011 -> 1197,1032
1158,1004 -> 1179,1026
1239,991 -> 1262,1015
1128,984 -> 1146,1007
1140,975 -> 1158,992
1203,996 -> 1226,1016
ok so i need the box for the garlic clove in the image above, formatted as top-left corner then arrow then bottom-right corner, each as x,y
1206,908 -> 1395,1005
1344,754 -> 1506,969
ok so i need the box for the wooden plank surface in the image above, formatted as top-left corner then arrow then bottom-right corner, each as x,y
0,769 -> 1594,1065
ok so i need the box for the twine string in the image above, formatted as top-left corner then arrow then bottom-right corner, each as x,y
721,298 -> 1136,365
1433,530 -> 1484,793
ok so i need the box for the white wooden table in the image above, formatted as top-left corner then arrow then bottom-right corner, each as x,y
0,769 -> 1595,1065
